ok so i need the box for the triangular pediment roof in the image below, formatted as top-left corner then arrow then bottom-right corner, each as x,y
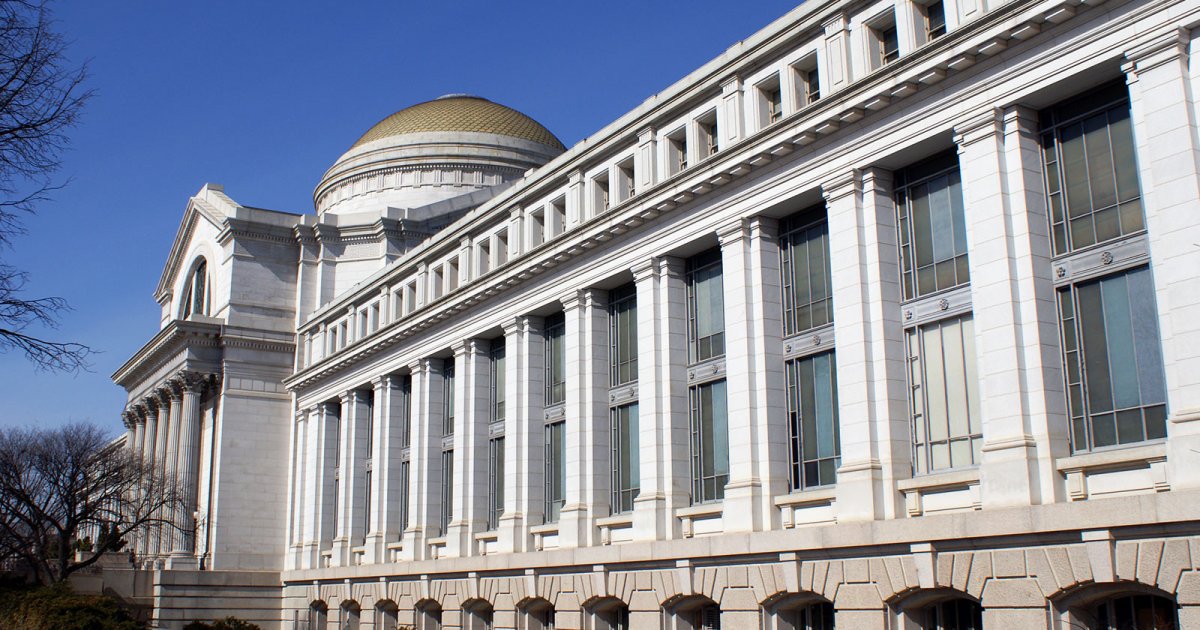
154,184 -> 239,301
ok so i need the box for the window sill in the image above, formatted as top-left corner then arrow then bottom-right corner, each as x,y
774,486 -> 837,507
898,468 -> 981,517
529,523 -> 559,535
595,513 -> 634,528
677,502 -> 723,539
1056,441 -> 1166,473
1056,442 -> 1168,501
473,531 -> 499,542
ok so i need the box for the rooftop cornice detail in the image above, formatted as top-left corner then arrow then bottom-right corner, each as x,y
286,0 -> 1117,390
112,319 -> 222,389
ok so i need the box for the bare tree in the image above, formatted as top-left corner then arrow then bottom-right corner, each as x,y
0,423 -> 186,585
0,0 -> 92,372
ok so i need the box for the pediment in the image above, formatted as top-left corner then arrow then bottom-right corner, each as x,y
154,184 -> 239,301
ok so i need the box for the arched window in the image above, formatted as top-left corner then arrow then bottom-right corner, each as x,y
764,595 -> 834,630
340,600 -> 361,630
589,597 -> 631,630
375,599 -> 399,630
522,598 -> 555,630
920,597 -> 981,630
180,259 -> 209,318
464,600 -> 494,630
309,601 -> 329,630
669,596 -> 722,630
416,599 -> 443,630
1091,593 -> 1177,629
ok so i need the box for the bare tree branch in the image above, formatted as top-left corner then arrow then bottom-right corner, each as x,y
0,0 -> 93,372
0,423 -> 188,584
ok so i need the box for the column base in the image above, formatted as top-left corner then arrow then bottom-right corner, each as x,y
400,528 -> 428,561
835,460 -> 883,522
496,513 -> 527,554
722,480 -> 765,533
330,537 -> 351,567
556,503 -> 590,549
632,492 -> 680,542
164,553 -> 198,570
444,520 -> 474,558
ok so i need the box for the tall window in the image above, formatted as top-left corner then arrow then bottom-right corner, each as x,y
491,341 -> 506,422
869,12 -> 900,69
786,352 -> 840,489
609,284 -> 638,386
781,208 -> 833,336
1059,267 -> 1166,452
487,436 -> 504,530
908,314 -> 982,473
544,312 -> 566,523
439,449 -> 453,534
1041,81 -> 1143,257
690,380 -> 729,504
610,403 -> 640,513
687,249 -> 725,363
442,364 -> 456,436
545,313 -> 566,405
795,58 -> 820,107
697,112 -> 719,159
897,151 -> 969,300
544,419 -> 565,523
608,282 -> 640,514
1040,83 -> 1166,455
487,338 -> 506,531
180,259 -> 209,317
396,375 -> 411,532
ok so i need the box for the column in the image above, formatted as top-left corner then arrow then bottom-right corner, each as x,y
287,408 -> 308,569
1124,29 -> 1200,488
567,171 -> 585,227
301,402 -> 337,568
824,169 -> 908,522
498,316 -> 544,554
559,289 -> 609,549
151,391 -> 170,558
135,403 -> 157,561
168,371 -> 206,567
955,106 -> 1063,508
718,216 -> 787,533
631,257 -> 690,541
371,375 -> 408,560
447,339 -> 489,558
332,388 -> 371,565
403,358 -> 444,561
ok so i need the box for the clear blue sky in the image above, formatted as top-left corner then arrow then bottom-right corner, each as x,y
0,0 -> 800,435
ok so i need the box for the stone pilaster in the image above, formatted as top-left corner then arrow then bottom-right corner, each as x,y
824,169 -> 907,522
719,75 -> 744,148
636,126 -> 658,193
301,402 -> 338,569
631,257 -> 689,541
823,12 -> 852,91
559,288 -> 609,549
402,357 -> 444,561
498,315 -> 545,554
447,339 -> 489,558
1124,29 -> 1200,489
955,106 -> 1064,509
287,408 -> 307,570
719,216 -> 786,533
332,388 -> 371,566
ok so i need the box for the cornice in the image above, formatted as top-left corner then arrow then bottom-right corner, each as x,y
112,320 -> 222,388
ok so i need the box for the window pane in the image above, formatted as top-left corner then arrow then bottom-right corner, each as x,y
691,380 -> 729,503
688,250 -> 725,362
910,314 -> 981,473
786,351 -> 841,489
897,153 -> 968,298
1063,267 -> 1167,452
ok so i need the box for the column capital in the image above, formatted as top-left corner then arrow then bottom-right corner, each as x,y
503,314 -> 543,337
1122,27 -> 1187,77
716,217 -> 749,247
451,337 -> 486,358
143,393 -> 161,412
630,257 -> 657,282
820,169 -> 860,203
953,107 -> 1003,150
170,370 -> 209,395
657,255 -> 686,278
637,125 -> 657,142
1000,105 -> 1039,140
407,356 -> 442,375
822,11 -> 849,32
122,410 -> 137,429
860,167 -> 893,195
748,215 -> 779,241
720,74 -> 743,92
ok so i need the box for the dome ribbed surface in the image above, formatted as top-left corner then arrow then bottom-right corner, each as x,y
350,96 -> 565,151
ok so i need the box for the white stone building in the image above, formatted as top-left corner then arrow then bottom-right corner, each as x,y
112,0 -> 1200,627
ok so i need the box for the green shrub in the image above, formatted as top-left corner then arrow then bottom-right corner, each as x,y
183,617 -> 263,630
0,583 -> 144,630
